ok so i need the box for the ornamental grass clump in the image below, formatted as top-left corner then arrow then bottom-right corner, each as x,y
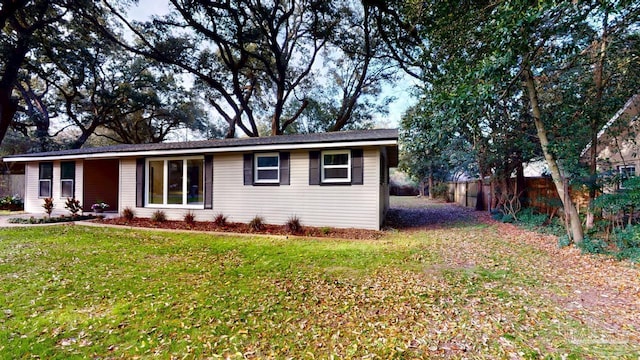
214,213 -> 227,227
151,210 -> 167,223
122,207 -> 135,221
285,216 -> 303,235
249,215 -> 264,232
184,211 -> 196,226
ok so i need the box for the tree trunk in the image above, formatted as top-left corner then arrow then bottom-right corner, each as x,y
523,66 -> 584,244
428,172 -> 434,200
586,12 -> 609,229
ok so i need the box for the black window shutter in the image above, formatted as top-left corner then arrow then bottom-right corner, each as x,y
309,151 -> 320,185
136,158 -> 145,207
351,149 -> 363,185
243,154 -> 253,185
204,155 -> 213,209
279,152 -> 290,185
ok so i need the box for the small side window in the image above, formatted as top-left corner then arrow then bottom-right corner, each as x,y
254,153 -> 280,184
39,162 -> 53,198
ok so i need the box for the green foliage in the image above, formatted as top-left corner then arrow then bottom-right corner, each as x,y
516,208 -> 548,229
248,216 -> 265,232
577,236 -> 608,255
150,210 -> 167,223
431,183 -> 449,199
8,214 -> 94,224
285,216 -> 303,235
557,235 -> 571,249
613,225 -> 640,262
64,197 -> 82,216
0,195 -> 23,210
41,198 -> 54,217
122,207 -> 135,221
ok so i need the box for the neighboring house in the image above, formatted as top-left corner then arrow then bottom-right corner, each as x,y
582,94 -> 640,182
2,129 -> 398,230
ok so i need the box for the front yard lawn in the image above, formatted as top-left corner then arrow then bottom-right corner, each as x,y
1,221 -> 638,358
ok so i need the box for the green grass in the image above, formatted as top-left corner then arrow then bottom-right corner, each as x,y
0,225 -> 637,358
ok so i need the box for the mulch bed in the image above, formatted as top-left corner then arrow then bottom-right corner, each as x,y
96,217 -> 385,240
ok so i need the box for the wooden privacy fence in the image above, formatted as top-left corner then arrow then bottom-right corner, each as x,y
447,177 -> 588,214
0,174 -> 25,198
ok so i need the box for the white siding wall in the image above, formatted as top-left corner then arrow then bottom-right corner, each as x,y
119,148 -> 383,229
214,148 -> 381,229
24,163 -> 39,213
23,160 -> 84,214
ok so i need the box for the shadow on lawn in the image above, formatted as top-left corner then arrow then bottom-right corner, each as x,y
385,199 -> 480,229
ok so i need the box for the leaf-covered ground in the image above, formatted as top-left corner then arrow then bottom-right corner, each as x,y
0,197 -> 638,358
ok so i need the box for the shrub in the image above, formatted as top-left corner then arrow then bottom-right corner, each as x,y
151,210 -> 167,223
122,207 -> 135,221
184,211 -> 196,225
214,213 -> 227,226
42,197 -> 54,217
576,235 -> 608,255
64,197 -> 82,216
0,195 -> 23,210
557,235 -> 571,248
249,216 -> 264,232
285,216 -> 303,234
431,183 -> 449,199
516,208 -> 548,229
320,226 -> 331,235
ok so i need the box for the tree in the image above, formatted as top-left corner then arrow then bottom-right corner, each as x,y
398,1 -> 639,243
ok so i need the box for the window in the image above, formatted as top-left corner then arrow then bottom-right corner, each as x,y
321,150 -> 351,183
619,165 -> 636,188
39,162 -> 53,198
60,161 -> 75,198
244,152 -> 289,186
254,153 -> 279,183
147,157 -> 204,207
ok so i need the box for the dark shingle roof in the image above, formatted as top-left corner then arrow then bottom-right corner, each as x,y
4,129 -> 397,160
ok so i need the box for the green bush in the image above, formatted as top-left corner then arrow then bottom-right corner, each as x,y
576,236 -> 608,255
557,235 -> 571,248
516,208 -> 548,228
0,195 -> 23,210
431,183 -> 449,199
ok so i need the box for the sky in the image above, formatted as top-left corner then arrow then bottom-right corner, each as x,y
127,0 -> 416,130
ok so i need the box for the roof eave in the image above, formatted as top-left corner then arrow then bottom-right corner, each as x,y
4,138 -> 398,162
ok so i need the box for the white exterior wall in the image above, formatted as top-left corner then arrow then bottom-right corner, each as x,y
23,160 -> 84,214
119,148 -> 383,229
24,163 -> 39,213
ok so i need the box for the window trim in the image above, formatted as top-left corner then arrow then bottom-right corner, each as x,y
321,149 -> 351,183
254,152 -> 280,184
618,165 -> 636,189
38,162 -> 53,198
145,156 -> 205,209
